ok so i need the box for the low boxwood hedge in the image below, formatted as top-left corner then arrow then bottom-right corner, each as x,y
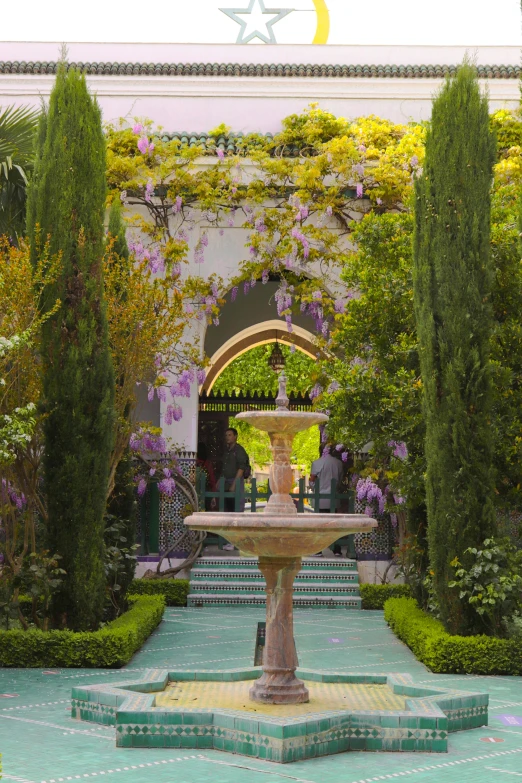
129,578 -> 190,606
360,583 -> 412,609
384,596 -> 522,675
0,594 -> 165,668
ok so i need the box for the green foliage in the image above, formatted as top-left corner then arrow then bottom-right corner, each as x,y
104,516 -> 139,618
0,334 -> 37,465
413,64 -> 497,635
360,583 -> 412,609
107,198 -> 129,261
0,594 -> 165,667
105,450 -> 138,616
448,539 -> 522,637
384,597 -> 522,674
0,103 -> 39,239
28,64 -> 115,631
129,578 -> 190,606
20,551 -> 66,632
213,344 -> 315,397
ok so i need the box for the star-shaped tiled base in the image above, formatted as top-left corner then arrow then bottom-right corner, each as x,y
71,669 -> 488,762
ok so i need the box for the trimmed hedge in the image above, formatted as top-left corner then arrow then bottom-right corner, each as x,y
384,597 -> 522,675
129,578 -> 190,606
360,583 -> 412,609
0,594 -> 165,668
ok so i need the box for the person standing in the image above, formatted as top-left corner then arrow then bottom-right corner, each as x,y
309,445 -> 344,557
220,427 -> 250,550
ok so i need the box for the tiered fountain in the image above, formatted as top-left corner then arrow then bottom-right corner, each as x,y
184,373 -> 377,705
73,373 -> 490,760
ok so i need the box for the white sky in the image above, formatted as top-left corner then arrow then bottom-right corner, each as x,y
0,0 -> 521,45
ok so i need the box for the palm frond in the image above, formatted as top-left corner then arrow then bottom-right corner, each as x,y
0,104 -> 40,165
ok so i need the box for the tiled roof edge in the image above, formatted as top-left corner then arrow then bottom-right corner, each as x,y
0,61 -> 519,79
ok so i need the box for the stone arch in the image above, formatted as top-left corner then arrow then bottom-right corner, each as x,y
201,320 -> 318,394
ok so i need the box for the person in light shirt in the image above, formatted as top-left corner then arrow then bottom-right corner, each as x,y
309,445 -> 344,557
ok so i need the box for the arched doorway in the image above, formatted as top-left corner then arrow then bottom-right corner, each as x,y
198,321 -> 320,480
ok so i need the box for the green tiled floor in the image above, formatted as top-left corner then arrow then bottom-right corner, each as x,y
2,607 -> 522,782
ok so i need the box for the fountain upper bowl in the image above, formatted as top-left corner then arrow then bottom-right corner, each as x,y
184,512 -> 377,558
236,410 -> 328,435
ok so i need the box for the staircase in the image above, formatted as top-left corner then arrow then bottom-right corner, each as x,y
187,557 -> 361,609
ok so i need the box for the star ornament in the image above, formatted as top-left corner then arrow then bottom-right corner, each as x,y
220,0 -> 294,44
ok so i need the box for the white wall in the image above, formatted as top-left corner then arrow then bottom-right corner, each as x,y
0,43 -> 519,131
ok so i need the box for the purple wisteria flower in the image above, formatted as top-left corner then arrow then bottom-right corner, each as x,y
326,205 -> 333,217
231,286 -> 238,301
196,369 -> 206,384
356,476 -> 385,514
388,440 -> 408,460
262,268 -> 269,284
173,196 -> 183,213
132,123 -> 143,135
310,383 -> 323,401
356,183 -> 364,199
158,477 -> 176,496
327,381 -> 341,394
137,479 -> 147,497
217,148 -> 225,160
341,452 -> 349,462
138,136 -> 150,155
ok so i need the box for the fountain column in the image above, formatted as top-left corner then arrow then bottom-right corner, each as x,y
250,556 -> 309,704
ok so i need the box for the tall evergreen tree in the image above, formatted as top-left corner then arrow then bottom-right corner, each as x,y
413,63 -> 497,635
105,199 -> 136,609
28,63 -> 115,631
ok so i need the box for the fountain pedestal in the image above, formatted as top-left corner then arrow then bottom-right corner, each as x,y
249,556 -> 309,704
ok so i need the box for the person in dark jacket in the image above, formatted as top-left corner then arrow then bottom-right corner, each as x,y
221,427 -> 249,510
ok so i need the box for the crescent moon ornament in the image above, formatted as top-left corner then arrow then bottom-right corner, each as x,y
312,0 -> 330,44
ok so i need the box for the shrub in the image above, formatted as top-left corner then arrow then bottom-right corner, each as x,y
384,597 -> 522,675
448,538 -> 522,637
0,594 -> 164,668
129,578 -> 190,606
360,583 -> 412,610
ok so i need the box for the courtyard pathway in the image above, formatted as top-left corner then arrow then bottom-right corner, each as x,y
1,607 -> 522,782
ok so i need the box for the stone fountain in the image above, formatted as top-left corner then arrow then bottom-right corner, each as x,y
73,372 -> 490,760
184,372 -> 378,705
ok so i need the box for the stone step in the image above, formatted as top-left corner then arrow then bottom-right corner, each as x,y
191,557 -> 358,571
186,593 -> 362,609
189,580 -> 361,596
190,569 -> 359,584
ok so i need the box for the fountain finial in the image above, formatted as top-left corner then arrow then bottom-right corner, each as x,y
275,371 -> 289,411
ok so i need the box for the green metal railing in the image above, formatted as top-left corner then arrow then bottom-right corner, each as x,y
199,474 -> 355,514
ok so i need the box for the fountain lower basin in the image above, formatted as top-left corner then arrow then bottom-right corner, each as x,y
185,512 -> 376,558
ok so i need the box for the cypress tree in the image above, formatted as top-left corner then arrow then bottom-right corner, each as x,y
29,64 -> 115,631
413,63 -> 497,635
105,199 -> 137,609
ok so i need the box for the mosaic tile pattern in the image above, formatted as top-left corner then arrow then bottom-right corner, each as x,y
159,452 -> 196,555
71,668 -> 487,761
353,502 -> 397,560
